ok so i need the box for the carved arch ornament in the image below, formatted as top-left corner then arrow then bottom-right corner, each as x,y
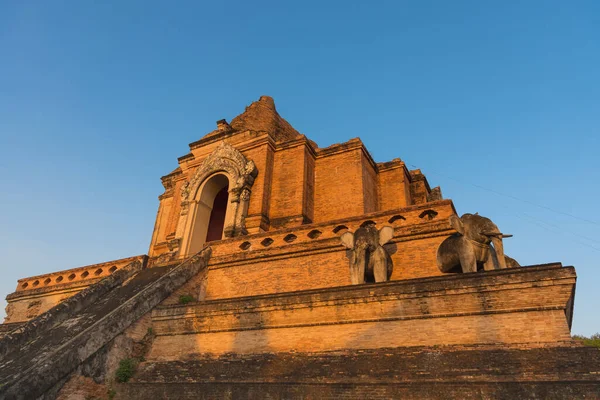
174,142 -> 258,256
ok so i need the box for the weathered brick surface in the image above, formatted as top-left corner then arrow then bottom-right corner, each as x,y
378,160 -> 411,209
184,204 -> 455,302
151,203 -> 456,311
149,265 -> 575,359
243,143 -> 274,233
113,345 -> 600,399
361,151 -> 378,214
0,322 -> 23,339
391,235 -> 447,279
409,169 -> 430,205
55,375 -> 106,400
159,260 -> 209,306
150,311 -> 571,360
269,143 -> 311,227
115,382 -> 600,400
314,144 -> 365,222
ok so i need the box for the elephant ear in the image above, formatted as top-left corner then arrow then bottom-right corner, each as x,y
378,226 -> 394,246
340,232 -> 355,249
449,215 -> 465,235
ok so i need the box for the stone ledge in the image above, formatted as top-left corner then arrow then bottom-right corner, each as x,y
209,221 -> 453,269
157,263 -> 570,312
216,200 -> 455,246
11,255 -> 147,295
147,264 -> 575,356
116,345 -> 600,399
6,278 -> 103,301
0,258 -> 145,359
206,201 -> 456,264
114,381 -> 600,400
132,345 -> 600,384
152,264 -> 573,336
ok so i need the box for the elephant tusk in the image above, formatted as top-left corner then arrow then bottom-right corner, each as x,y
482,232 -> 513,238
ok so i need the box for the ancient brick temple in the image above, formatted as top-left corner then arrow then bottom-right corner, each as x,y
1,96 -> 598,399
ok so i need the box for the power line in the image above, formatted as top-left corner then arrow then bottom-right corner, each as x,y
406,162 -> 600,226
510,211 -> 600,253
519,211 -> 600,246
404,160 -> 600,252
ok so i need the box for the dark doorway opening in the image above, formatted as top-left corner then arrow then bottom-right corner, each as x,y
205,186 -> 229,242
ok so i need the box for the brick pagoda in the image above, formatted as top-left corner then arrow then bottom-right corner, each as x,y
1,96 -> 598,400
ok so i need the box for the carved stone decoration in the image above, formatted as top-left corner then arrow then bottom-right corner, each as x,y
159,173 -> 177,200
174,142 -> 258,256
437,213 -> 516,274
340,222 -> 395,284
149,252 -> 177,267
167,238 -> 181,252
180,181 -> 190,199
427,186 -> 443,202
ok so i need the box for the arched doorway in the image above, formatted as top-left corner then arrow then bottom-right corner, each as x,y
205,186 -> 229,242
175,142 -> 257,257
185,174 -> 230,254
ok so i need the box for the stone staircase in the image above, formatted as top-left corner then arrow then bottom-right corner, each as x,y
0,248 -> 211,400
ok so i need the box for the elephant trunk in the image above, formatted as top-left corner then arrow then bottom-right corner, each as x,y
491,236 -> 507,269
350,244 -> 368,284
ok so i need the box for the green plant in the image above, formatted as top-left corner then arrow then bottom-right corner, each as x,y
107,388 -> 116,399
573,333 -> 600,348
115,358 -> 136,383
178,294 -> 194,305
147,327 -> 154,335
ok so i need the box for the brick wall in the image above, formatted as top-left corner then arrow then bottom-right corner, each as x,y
149,265 -> 575,359
269,143 -> 310,227
243,143 -> 273,232
361,151 -> 378,214
154,204 -> 455,303
148,131 -> 443,259
378,161 -> 411,210
314,147 -> 365,221
204,247 -> 351,300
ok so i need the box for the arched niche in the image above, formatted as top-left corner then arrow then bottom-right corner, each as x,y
180,173 -> 231,255
175,142 -> 257,257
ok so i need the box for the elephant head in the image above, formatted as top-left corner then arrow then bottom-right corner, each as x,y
437,213 -> 513,273
340,222 -> 394,284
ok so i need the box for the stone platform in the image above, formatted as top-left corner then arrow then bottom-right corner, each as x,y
116,345 -> 600,399
149,263 -> 575,358
103,263 -> 600,399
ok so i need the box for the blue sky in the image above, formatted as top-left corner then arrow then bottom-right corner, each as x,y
0,1 -> 598,334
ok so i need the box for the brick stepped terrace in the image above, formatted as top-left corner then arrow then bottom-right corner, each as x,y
115,345 -> 600,399
147,264 -> 577,358
1,96 -> 596,399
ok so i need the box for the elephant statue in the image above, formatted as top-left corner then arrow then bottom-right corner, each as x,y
340,222 -> 394,284
437,213 -> 515,274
